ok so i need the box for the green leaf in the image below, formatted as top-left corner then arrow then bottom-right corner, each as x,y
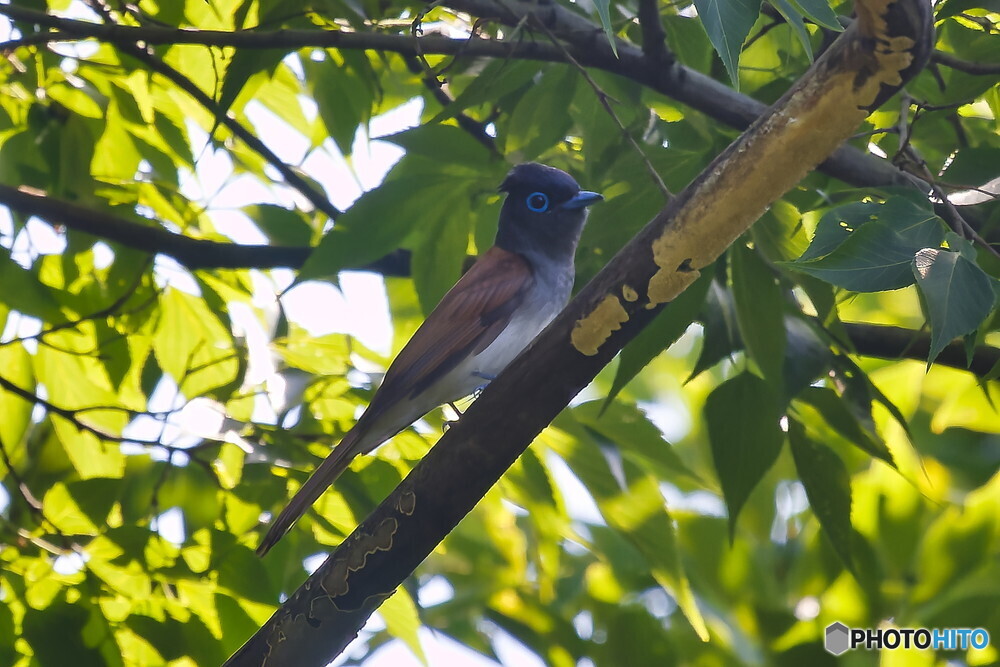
22,599 -> 108,667
312,55 -> 374,156
769,0 -> 814,59
782,317 -> 832,397
380,588 -> 427,665
429,60 -> 538,124
688,279 -> 741,381
93,102 -> 143,181
409,189 -> 470,316
244,203 -> 315,246
752,199 -> 808,263
788,0 -> 843,31
704,372 -> 784,539
574,400 -> 701,483
550,413 -> 710,641
783,198 -> 945,291
788,418 -> 854,571
0,594 -> 17,667
731,243 -> 786,389
501,66 -> 579,159
912,472 -> 999,605
794,386 -> 894,466
381,124 -> 494,170
152,288 -> 239,397
0,342 -> 35,453
297,178 -> 433,283
593,0 -> 620,57
783,205 -> 944,292
693,0 -> 761,87
912,241 -> 997,364
217,48 -> 288,125
605,267 -> 712,405
0,249 -> 65,322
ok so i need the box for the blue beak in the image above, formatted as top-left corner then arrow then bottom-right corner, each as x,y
558,190 -> 604,211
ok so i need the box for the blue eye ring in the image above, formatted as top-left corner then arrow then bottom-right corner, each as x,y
525,192 -> 549,212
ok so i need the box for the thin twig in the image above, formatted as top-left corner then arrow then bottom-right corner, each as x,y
0,435 -> 74,550
402,55 -> 499,154
0,258 -> 154,348
899,146 -> 1000,257
931,51 -> 1000,75
0,374 -> 162,446
532,20 -> 672,200
82,0 -> 342,222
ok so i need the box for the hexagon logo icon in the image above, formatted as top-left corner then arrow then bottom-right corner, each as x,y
825,622 -> 850,655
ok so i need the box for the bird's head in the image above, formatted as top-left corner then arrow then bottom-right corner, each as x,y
495,163 -> 603,264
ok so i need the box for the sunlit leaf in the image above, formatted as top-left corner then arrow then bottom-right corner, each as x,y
380,588 -> 427,664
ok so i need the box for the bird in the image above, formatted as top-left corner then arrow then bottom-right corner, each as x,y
257,163 -> 602,556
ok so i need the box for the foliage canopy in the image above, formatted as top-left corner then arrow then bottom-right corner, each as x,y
0,0 -> 998,665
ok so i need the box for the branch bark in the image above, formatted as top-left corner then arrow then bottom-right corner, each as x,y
224,0 -> 934,663
0,184 -> 413,274
844,322 -> 1000,378
0,3 -> 931,193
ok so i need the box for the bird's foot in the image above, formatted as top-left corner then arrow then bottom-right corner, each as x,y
472,372 -> 496,398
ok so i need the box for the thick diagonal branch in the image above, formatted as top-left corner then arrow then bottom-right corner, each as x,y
224,0 -> 934,663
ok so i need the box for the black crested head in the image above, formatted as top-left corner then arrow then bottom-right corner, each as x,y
495,163 -> 602,267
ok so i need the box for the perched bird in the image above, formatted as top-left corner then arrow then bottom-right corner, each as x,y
257,163 -> 602,556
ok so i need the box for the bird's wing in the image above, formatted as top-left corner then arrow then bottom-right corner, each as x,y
365,246 -> 534,417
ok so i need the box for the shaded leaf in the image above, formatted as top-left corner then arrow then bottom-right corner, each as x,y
298,178 -> 437,284
693,0 -> 761,87
244,204 -> 315,246
789,0 -> 843,31
732,243 -> 785,389
788,418 -> 854,571
688,279 -> 742,380
783,198 -> 945,291
912,240 -> 997,364
794,386 -> 894,466
593,0 -> 620,56
704,372 -> 784,539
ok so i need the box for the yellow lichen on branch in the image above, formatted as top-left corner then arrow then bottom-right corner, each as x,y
569,0 -> 927,356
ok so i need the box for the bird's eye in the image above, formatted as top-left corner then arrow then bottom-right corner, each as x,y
525,192 -> 549,212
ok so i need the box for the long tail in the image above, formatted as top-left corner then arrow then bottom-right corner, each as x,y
256,427 -> 366,557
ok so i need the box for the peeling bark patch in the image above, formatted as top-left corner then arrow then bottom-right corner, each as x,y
571,295 -> 630,356
622,285 -> 638,302
318,517 -> 398,600
396,489 -> 416,516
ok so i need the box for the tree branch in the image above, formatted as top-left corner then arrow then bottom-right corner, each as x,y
637,0 -> 670,65
844,323 -> 1000,378
114,42 -> 343,222
401,54 -> 499,154
0,184 -> 416,275
0,4 -> 933,196
932,51 -> 1000,75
